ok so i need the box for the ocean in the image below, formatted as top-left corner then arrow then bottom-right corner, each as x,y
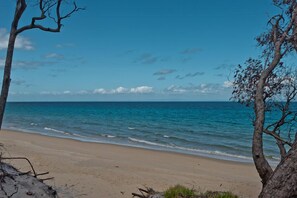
3,102 -> 293,163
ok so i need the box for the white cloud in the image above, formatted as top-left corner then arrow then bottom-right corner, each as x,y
166,85 -> 187,93
93,88 -> 108,94
223,81 -> 233,88
0,28 -> 33,50
39,86 -> 154,96
93,86 -> 153,94
15,37 -> 34,50
130,86 -> 153,93
165,83 -> 224,94
112,86 -> 128,94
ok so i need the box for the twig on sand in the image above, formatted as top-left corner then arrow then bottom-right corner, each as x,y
132,187 -> 162,198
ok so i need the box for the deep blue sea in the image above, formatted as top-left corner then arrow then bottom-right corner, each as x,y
3,102 -> 293,163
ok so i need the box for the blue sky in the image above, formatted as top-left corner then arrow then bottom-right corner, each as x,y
0,0 -> 278,101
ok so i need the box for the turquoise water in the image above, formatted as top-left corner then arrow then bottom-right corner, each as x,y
3,102 -> 292,162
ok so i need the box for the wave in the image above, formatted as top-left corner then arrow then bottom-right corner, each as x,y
128,137 -> 252,161
72,133 -> 86,138
44,127 -> 70,135
128,137 -> 165,147
163,135 -> 170,138
128,127 -> 135,130
101,134 -> 116,138
30,123 -> 38,126
27,126 -> 117,139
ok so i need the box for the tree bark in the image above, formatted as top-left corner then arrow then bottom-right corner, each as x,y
0,32 -> 17,129
253,78 -> 273,186
260,142 -> 297,198
0,0 -> 26,129
253,50 -> 282,185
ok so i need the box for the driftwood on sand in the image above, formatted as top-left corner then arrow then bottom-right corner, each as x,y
132,188 -> 164,198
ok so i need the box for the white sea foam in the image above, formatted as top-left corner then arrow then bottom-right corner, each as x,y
210,150 -> 252,160
128,127 -> 135,130
102,134 -> 116,138
72,133 -> 85,138
128,137 -> 166,147
128,137 -> 252,161
44,127 -> 69,135
163,135 -> 170,138
30,123 -> 38,126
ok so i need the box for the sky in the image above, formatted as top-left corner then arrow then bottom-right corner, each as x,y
0,0 -> 281,101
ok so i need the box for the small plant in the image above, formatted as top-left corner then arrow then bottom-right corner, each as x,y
199,191 -> 238,198
164,185 -> 195,198
132,186 -> 238,198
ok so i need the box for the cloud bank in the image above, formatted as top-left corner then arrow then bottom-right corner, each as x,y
41,86 -> 154,96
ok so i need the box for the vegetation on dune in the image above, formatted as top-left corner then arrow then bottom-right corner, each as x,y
164,185 -> 196,198
133,185 -> 238,198
198,191 -> 238,198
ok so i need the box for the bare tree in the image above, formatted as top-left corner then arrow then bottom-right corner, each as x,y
0,0 -> 83,128
233,0 -> 297,197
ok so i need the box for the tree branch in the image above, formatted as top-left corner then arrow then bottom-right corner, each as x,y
16,0 -> 84,35
264,129 -> 293,147
12,0 -> 27,31
276,139 -> 287,161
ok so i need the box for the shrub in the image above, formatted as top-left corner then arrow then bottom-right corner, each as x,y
164,185 -> 195,198
200,191 -> 238,198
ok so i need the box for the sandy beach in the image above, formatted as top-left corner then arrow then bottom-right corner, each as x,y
0,130 -> 261,198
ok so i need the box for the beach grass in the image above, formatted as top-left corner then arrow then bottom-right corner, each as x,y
164,185 -> 196,198
199,191 -> 238,198
164,185 -> 238,198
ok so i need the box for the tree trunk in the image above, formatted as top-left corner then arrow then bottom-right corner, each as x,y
0,0 -> 26,129
0,31 -> 17,129
260,142 -> 297,198
253,49 -> 282,186
253,78 -> 273,185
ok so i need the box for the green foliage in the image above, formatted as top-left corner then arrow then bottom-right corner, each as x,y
164,185 -> 195,198
200,191 -> 238,198
163,185 -> 238,198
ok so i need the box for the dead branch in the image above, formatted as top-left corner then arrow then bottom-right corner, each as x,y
36,171 -> 50,176
16,0 -> 84,35
1,157 -> 37,177
39,177 -> 55,182
132,187 -> 159,198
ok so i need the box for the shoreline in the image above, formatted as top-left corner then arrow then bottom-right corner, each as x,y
4,127 -> 254,164
0,129 -> 261,197
4,129 -> 254,165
